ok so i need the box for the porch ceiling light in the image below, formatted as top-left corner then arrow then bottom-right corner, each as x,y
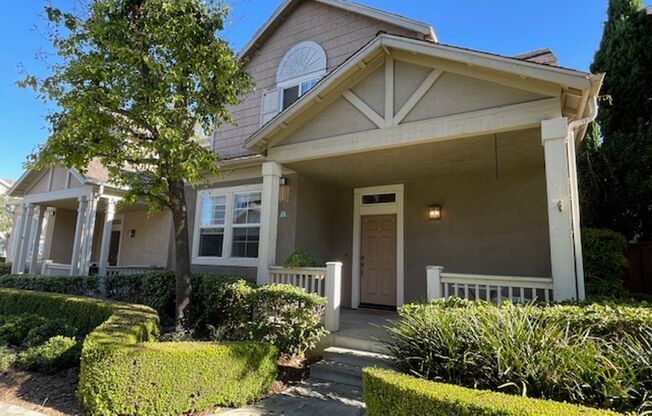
428,205 -> 442,221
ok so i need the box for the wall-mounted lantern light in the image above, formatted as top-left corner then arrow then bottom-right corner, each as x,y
129,229 -> 136,238
428,205 -> 442,221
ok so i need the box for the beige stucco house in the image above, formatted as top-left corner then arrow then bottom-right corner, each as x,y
7,0 -> 603,328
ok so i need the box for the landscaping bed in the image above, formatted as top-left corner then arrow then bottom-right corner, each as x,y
385,297 -> 652,414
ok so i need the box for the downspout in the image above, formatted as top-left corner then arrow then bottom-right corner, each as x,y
566,94 -> 599,300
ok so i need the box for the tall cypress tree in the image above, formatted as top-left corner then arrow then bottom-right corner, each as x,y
580,0 -> 652,240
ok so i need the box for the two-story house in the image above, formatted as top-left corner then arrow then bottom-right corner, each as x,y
7,0 -> 603,320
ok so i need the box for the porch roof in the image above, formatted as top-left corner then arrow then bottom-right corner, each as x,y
9,160 -> 115,198
244,33 -> 603,155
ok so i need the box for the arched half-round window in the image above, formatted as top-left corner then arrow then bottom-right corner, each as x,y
276,41 -> 327,110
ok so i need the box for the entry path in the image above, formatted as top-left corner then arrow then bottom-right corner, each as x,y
219,381 -> 365,416
0,401 -> 48,416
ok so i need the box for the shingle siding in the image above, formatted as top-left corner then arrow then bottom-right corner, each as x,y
213,0 -> 421,159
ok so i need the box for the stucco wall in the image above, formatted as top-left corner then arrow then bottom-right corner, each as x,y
213,0 -> 421,159
403,167 -> 551,302
291,166 -> 550,306
49,208 -> 76,264
119,209 -> 172,267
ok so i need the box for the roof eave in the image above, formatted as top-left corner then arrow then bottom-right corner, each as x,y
237,0 -> 435,61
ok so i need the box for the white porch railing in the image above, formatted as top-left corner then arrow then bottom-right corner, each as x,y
268,262 -> 342,332
426,266 -> 554,303
41,260 -> 72,276
269,266 -> 327,296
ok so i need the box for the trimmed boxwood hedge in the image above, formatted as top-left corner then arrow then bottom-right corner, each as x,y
362,368 -> 621,416
0,288 -> 278,416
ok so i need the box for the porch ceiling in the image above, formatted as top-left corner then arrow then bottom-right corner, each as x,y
284,128 -> 543,187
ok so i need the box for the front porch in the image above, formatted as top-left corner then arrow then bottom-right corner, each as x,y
260,124 -> 582,333
8,167 -> 171,277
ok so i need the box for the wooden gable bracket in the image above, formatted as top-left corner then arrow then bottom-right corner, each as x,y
393,68 -> 443,125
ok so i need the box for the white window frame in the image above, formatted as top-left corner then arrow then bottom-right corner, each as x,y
192,183 -> 263,267
278,71 -> 325,111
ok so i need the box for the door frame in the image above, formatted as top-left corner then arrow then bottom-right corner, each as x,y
352,184 -> 404,309
111,214 -> 124,267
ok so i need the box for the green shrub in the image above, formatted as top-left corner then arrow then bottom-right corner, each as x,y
0,262 -> 11,276
248,284 -> 327,358
0,314 -> 47,345
282,250 -> 318,268
582,228 -> 629,296
0,274 -> 101,297
24,319 -> 79,347
0,345 -> 16,371
362,368 -> 620,416
138,270 -> 175,325
191,274 -> 253,339
16,336 -> 81,373
387,298 -> 652,412
0,288 -> 277,416
104,273 -> 145,300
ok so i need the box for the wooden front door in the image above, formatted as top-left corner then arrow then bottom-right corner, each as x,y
360,214 -> 397,307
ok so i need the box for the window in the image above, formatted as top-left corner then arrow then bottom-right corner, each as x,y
193,185 -> 263,266
276,41 -> 327,111
281,77 -> 319,110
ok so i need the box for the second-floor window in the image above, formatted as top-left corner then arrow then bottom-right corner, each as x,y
262,41 -> 327,124
281,77 -> 320,110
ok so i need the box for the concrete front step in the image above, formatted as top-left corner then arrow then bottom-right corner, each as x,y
323,346 -> 391,368
310,346 -> 392,387
326,334 -> 389,354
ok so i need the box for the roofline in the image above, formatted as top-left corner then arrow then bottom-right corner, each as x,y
244,33 -> 596,152
237,0 -> 436,60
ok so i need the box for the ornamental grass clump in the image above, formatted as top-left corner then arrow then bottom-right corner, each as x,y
386,298 -> 652,412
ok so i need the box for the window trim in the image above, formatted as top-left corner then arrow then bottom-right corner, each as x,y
192,183 -> 262,267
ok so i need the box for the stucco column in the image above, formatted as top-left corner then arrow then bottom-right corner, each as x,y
70,197 -> 88,276
98,198 -> 117,278
79,194 -> 99,276
28,206 -> 46,274
10,204 -> 30,274
541,118 -> 582,300
257,161 -> 282,286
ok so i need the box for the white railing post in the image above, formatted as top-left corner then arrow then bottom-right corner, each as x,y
41,259 -> 52,275
426,266 -> 443,301
324,261 -> 342,332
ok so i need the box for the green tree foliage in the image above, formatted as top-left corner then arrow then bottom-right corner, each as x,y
19,0 -> 253,327
580,0 -> 652,241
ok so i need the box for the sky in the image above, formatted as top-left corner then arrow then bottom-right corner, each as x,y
0,0 -> 610,181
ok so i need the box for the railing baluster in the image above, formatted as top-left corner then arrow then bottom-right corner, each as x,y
520,287 -> 525,302
508,287 -> 513,302
444,282 -> 449,298
464,284 -> 469,299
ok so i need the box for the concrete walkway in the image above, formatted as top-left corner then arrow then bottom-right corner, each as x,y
0,401 -> 47,416
220,381 -> 365,416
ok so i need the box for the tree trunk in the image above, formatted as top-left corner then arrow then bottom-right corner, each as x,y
169,179 -> 192,330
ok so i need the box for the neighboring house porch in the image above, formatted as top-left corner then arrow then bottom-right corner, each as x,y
7,165 -> 171,276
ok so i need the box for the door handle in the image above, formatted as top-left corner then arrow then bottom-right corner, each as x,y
360,255 -> 364,275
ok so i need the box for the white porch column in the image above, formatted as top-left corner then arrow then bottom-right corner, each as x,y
79,194 -> 99,276
15,204 -> 35,275
257,161 -> 282,286
10,204 -> 30,274
541,118 -> 581,300
426,266 -> 444,301
28,207 -> 46,274
324,261 -> 342,332
70,197 -> 88,276
98,198 -> 117,278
